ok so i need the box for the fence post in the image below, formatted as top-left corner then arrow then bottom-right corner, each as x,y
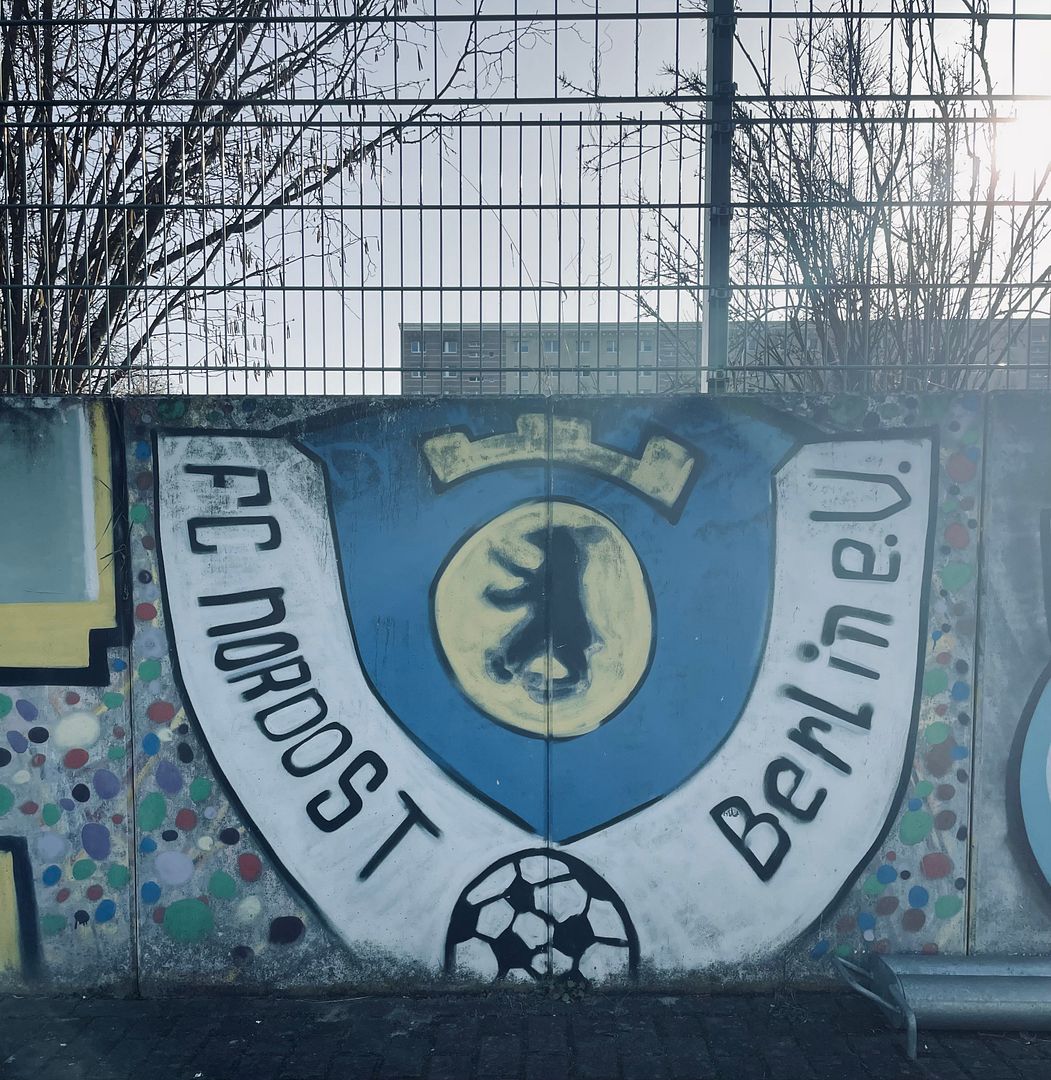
701,0 -> 736,392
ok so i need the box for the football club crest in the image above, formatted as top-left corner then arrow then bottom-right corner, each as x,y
154,399 -> 935,977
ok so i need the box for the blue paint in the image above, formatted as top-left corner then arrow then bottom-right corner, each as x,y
876,864 -> 897,884
141,880 -> 161,904
95,899 -> 116,923
139,837 -> 157,854
41,864 -> 61,886
908,886 -> 930,908
908,797 -> 922,811
300,399 -> 804,840
857,912 -> 876,931
951,680 -> 970,701
142,732 -> 160,756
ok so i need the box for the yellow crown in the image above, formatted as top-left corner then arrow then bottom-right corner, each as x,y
421,413 -> 695,508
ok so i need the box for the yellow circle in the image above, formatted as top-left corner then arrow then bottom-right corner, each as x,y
433,499 -> 652,738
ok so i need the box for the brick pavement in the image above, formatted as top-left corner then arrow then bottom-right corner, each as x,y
2,989 -> 1050,1080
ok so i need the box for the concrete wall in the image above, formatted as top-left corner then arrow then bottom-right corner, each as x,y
0,391 -> 1039,995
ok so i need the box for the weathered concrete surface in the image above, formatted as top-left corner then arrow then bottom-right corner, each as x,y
972,394 -> 1051,953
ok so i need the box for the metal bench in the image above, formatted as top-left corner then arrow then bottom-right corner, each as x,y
835,954 -> 1051,1059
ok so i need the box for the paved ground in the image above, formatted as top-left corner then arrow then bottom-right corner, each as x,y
3,989 -> 1051,1080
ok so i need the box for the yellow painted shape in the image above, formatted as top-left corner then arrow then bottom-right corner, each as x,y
434,499 -> 652,738
422,413 -> 695,508
0,403 -> 117,668
0,850 -> 21,974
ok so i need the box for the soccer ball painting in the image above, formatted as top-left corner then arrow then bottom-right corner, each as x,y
445,848 -> 639,982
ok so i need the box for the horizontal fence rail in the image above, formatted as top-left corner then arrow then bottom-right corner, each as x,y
0,0 -> 1049,396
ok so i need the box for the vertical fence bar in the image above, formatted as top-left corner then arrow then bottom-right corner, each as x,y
701,0 -> 735,392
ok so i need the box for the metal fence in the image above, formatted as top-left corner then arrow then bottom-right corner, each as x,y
1,0 -> 1050,396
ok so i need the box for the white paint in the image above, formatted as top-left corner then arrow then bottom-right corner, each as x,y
53,710 -> 101,749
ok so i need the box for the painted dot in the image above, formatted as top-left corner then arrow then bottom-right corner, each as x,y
900,810 -> 933,845
41,915 -> 67,936
142,535 -> 156,551
15,699 -> 37,722
269,916 -> 305,945
0,749 -> 9,767
95,900 -> 116,924
107,746 -> 126,762
93,769 -> 121,800
926,722 -> 950,745
908,797 -> 922,811
139,837 -> 157,854
238,853 -> 263,882
914,780 -> 934,798
27,726 -> 49,744
935,810 -> 958,831
908,886 -> 930,908
209,870 -> 237,900
42,865 -> 62,886
0,786 -> 12,815
155,761 -> 183,794
55,889 -> 70,903
19,801 -> 39,815
102,692 -> 123,711
902,908 -> 926,932
176,743 -> 194,764
148,701 -> 176,725
944,523 -> 970,549
138,659 -> 162,682
41,803 -> 61,826
138,792 -> 167,831
924,669 -> 949,696
136,602 -> 158,621
55,712 -> 101,750
72,859 -> 96,880
7,731 -> 28,754
152,906 -> 165,924
82,823 -> 111,861
936,784 -> 956,800
940,562 -> 974,593
935,895 -> 964,920
161,829 -> 179,842
175,808 -> 198,831
163,898 -> 214,943
857,912 -> 876,932
219,828 -> 240,846
197,836 -> 214,852
142,733 -> 161,756
951,681 -> 970,702
86,884 -> 104,902
951,746 -> 969,760
141,881 -> 161,904
921,853 -> 953,879
0,695 -> 10,718
31,754 -> 44,768
107,865 -> 130,889
876,864 -> 897,884
71,783 -> 90,802
155,851 -> 195,885
946,451 -> 977,483
64,692 -> 80,706
798,643 -> 819,661
875,896 -> 899,916
63,749 -> 89,769
189,777 -> 212,803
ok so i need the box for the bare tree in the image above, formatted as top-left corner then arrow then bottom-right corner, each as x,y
0,0 -> 519,393
637,0 -> 1051,391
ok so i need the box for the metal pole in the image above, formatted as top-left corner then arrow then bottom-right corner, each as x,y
701,0 -> 735,392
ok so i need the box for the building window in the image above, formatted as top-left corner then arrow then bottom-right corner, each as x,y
544,338 -> 559,355
518,341 -> 530,353
605,339 -> 617,354
466,374 -> 480,383
443,369 -> 458,379
408,371 -> 421,378
641,366 -> 655,377
641,338 -> 654,353
579,338 -> 592,353
580,365 -> 593,376
409,340 -> 422,354
443,339 -> 459,355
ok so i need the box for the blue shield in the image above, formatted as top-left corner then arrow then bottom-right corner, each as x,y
296,398 -> 808,841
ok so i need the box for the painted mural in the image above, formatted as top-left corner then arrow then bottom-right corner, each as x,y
0,393 -> 991,992
0,400 -> 132,992
143,397 -> 942,981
